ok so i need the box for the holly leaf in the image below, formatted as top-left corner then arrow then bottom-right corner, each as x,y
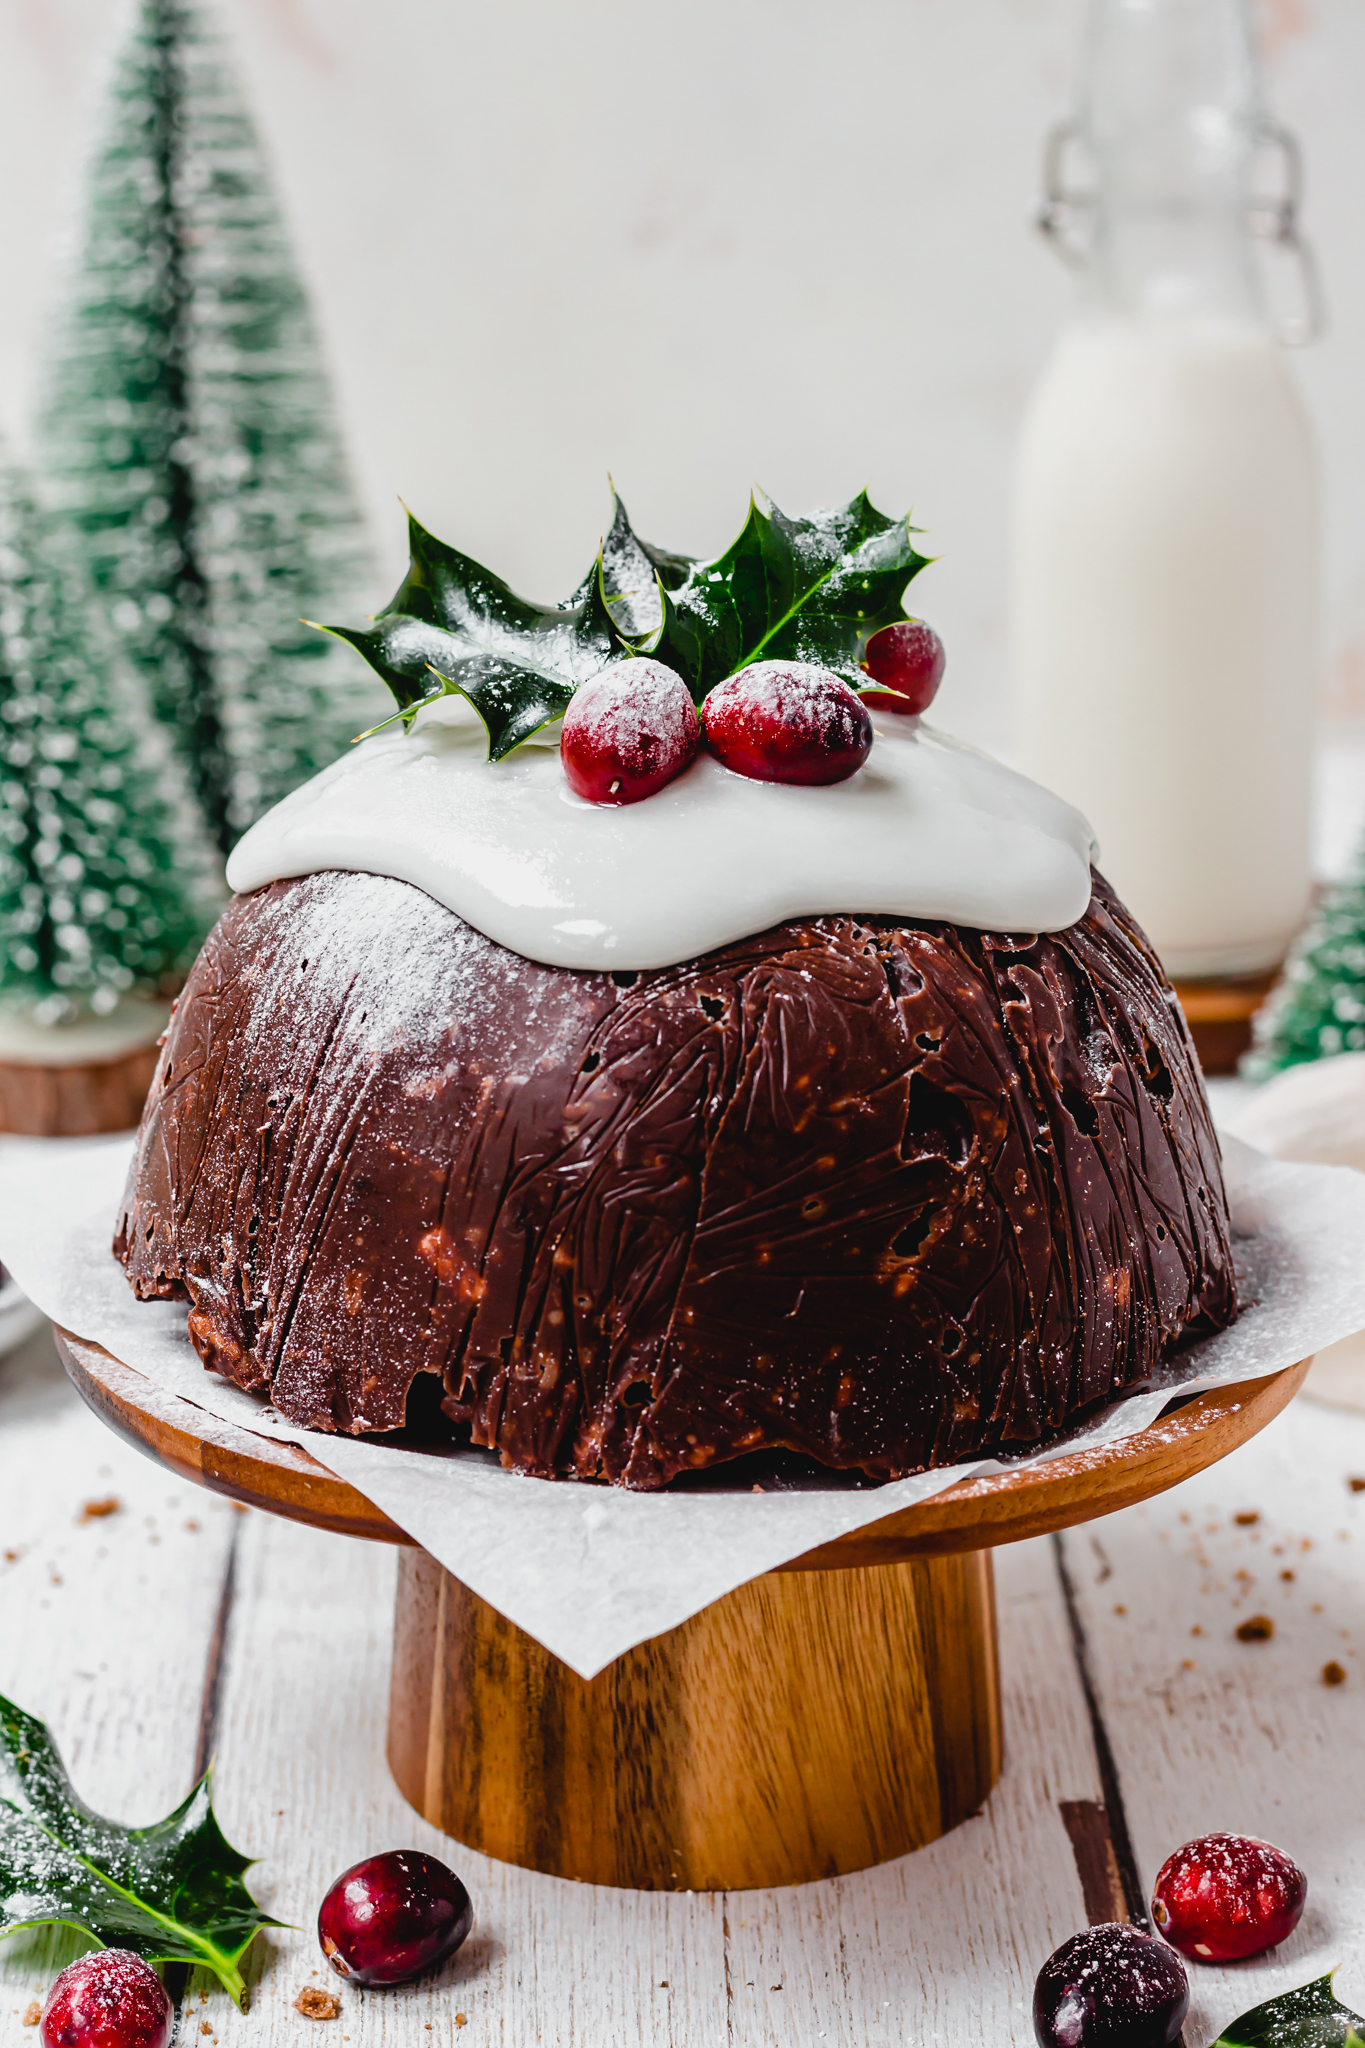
0,1690 -> 279,2009
599,489 -> 693,641
1212,1974 -> 1365,2047
625,488 -> 932,703
319,508 -> 621,759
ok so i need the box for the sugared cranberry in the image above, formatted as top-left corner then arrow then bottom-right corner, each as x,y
701,661 -> 872,786
319,1850 -> 473,1988
40,1950 -> 172,2048
1151,1833 -> 1306,1963
560,659 -> 698,804
1033,1924 -> 1188,2048
861,618 -> 945,714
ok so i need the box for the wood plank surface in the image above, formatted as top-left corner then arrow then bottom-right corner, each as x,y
4,1317 -> 1361,2044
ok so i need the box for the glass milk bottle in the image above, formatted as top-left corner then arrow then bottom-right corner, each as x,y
1012,0 -> 1320,980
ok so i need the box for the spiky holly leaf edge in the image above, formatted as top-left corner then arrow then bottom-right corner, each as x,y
1212,1971 -> 1365,2048
0,1691 -> 283,2009
318,490 -> 932,759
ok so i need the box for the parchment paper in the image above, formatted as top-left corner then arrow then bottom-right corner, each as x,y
1,1131 -> 1362,1679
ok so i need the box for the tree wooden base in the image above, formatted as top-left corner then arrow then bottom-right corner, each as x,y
0,1041 -> 161,1136
1173,969 -> 1279,1076
387,1546 -> 1000,1891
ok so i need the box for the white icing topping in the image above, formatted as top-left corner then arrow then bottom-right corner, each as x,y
225,699 -> 1097,971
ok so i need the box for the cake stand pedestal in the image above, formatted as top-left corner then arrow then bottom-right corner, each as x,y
55,1328 -> 1308,1892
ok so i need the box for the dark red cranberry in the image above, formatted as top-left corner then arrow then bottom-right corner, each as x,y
1151,1833 -> 1306,1962
701,661 -> 872,786
1033,1924 -> 1188,2048
40,1950 -> 172,2048
560,659 -> 698,804
319,1850 -> 473,1987
861,619 -> 945,713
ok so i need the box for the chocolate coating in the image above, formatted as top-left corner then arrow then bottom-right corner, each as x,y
114,869 -> 1235,1488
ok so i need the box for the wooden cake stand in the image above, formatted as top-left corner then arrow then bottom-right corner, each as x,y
55,1327 -> 1308,1894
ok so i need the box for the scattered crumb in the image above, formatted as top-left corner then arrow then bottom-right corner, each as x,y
202,2025 -> 212,2036
294,1987 -> 342,2021
1313,1602 -> 1324,1613
1181,1659 -> 1195,1670
1190,1625 -> 1204,1637
22,2002 -> 40,2027
1234,1511 -> 1260,1526
1113,1604 -> 1127,1616
78,1497 -> 122,1523
659,1981 -> 669,1988
3,1549 -> 21,1564
185,1520 -> 200,1532
48,1574 -> 61,1587
456,2017 -> 468,2029
1236,1615 -> 1275,1642
1281,1569 -> 1295,1582
1349,1478 -> 1365,1494
771,1984 -> 784,1992
1324,1661 -> 1347,1687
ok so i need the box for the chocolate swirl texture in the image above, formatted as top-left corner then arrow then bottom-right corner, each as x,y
114,869 -> 1236,1487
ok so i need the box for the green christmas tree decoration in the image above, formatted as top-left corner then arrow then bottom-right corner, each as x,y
0,443 -> 216,1027
1246,831 -> 1365,1075
38,0 -> 383,858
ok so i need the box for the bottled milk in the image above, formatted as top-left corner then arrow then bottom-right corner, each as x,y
1013,0 -> 1318,981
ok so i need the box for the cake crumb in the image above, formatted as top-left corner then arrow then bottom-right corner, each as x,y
78,1496 -> 122,1522
294,1987 -> 342,2020
202,2025 -> 212,2036
1348,1478 -> 1365,1493
456,2016 -> 468,2028
1233,1511 -> 1260,1526
1236,1615 -> 1274,1642
1181,1659 -> 1195,1670
1281,1569 -> 1295,1581
1323,1661 -> 1347,1686
22,2001 -> 40,2026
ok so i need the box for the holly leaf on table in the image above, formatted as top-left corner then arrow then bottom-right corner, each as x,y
0,1690 -> 278,2008
319,508 -> 622,759
1212,1974 -> 1365,2047
623,488 -> 932,704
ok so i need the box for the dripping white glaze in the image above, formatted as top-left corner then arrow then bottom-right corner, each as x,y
225,699 -> 1097,971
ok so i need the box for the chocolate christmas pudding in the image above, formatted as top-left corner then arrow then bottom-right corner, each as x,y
114,491 -> 1237,1488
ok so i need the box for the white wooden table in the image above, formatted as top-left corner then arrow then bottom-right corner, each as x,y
2,1313 -> 1363,2048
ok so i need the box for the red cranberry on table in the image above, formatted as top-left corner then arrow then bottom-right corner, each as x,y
319,1850 -> 473,1987
560,658 -> 699,804
1151,1832 -> 1306,1962
860,618 -> 945,714
701,661 -> 872,786
39,1950 -> 172,2048
1033,1924 -> 1188,2048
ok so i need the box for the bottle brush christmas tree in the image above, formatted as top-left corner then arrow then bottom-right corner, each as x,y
38,0 -> 382,859
1246,833 -> 1365,1075
0,443 -> 216,1036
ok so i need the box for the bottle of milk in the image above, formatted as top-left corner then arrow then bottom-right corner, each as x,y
1012,0 -> 1320,981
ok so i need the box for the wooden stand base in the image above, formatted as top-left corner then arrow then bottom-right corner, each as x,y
387,1547 -> 1001,1891
55,1330 -> 1310,1892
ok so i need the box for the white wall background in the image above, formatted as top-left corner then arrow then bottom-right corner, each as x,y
0,0 -> 1361,751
